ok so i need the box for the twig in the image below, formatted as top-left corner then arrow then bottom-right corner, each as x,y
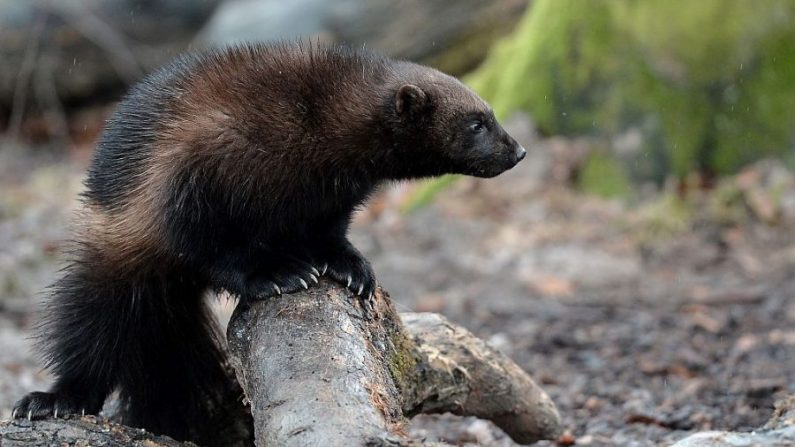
39,0 -> 144,84
5,13 -> 46,145
34,48 -> 71,147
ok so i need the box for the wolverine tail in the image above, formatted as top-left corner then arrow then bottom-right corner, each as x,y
37,251 -> 251,445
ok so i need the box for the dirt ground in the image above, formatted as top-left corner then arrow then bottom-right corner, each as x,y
0,134 -> 793,446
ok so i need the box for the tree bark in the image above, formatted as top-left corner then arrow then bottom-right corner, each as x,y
1,280 -> 562,446
0,415 -> 188,447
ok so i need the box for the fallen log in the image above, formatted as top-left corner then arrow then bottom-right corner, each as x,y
226,279 -> 562,446
1,280 -> 562,446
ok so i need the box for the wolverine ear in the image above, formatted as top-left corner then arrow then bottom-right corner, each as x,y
395,84 -> 428,115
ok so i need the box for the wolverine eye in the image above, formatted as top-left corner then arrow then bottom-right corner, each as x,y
468,121 -> 485,134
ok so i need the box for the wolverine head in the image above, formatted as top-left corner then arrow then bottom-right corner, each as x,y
390,66 -> 526,179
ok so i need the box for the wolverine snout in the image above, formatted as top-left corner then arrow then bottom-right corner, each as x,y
515,145 -> 527,162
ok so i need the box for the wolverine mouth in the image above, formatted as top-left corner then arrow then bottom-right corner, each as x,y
468,160 -> 519,178
470,145 -> 526,178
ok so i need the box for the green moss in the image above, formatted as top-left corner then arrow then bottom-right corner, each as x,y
634,193 -> 692,243
708,179 -> 750,225
387,330 -> 418,394
400,175 -> 460,214
577,151 -> 631,199
467,0 -> 616,133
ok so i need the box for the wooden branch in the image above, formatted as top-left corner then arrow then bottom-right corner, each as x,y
1,280 -> 562,446
40,0 -> 144,83
0,415 -> 189,447
226,280 -> 415,446
5,13 -> 45,143
226,279 -> 562,446
401,313 -> 562,444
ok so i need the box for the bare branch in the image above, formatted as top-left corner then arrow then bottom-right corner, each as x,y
5,14 -> 46,144
39,0 -> 144,84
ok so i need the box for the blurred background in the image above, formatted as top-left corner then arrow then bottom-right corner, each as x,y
1,1 -> 794,445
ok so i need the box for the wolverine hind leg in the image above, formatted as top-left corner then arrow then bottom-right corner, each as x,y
13,261 -> 250,445
13,265 -> 122,420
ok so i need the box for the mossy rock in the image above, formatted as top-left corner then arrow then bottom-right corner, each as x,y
469,0 -> 795,181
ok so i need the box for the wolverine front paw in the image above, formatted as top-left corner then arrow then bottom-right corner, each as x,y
247,259 -> 323,299
13,391 -> 97,420
324,247 -> 377,305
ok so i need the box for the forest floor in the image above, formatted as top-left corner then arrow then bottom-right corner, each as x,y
0,129 -> 793,446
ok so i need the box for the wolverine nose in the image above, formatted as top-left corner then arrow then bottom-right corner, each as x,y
515,145 -> 527,161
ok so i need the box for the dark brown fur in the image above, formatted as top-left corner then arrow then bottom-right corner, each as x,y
13,42 -> 525,444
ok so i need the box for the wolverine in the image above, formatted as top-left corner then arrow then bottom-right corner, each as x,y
14,42 -> 526,444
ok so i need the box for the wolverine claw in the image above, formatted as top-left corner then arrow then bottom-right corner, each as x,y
13,390 -> 99,422
321,263 -> 328,275
325,246 -> 376,303
249,257 -> 325,297
11,409 -> 16,419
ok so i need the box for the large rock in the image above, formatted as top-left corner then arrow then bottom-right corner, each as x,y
198,0 -> 528,75
671,396 -> 795,447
